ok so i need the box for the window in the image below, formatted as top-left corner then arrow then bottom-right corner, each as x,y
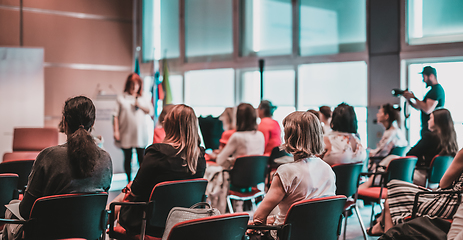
240,69 -> 295,124
241,0 -> 292,57
407,0 -> 463,45
299,0 -> 366,56
407,62 -> 463,148
184,68 -> 235,116
185,0 -> 233,60
298,61 -> 368,145
142,0 -> 179,61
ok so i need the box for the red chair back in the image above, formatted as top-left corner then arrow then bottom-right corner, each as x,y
166,213 -> 249,240
147,178 -> 208,229
12,128 -> 58,152
0,159 -> 34,192
25,193 -> 108,240
0,173 -> 19,218
281,195 -> 347,240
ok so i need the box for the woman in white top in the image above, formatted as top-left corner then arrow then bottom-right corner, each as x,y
369,104 -> 408,158
217,103 -> 265,169
249,111 -> 336,238
113,73 -> 153,182
323,103 -> 366,166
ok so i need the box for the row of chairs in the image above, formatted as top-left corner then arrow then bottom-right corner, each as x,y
0,177 -> 348,240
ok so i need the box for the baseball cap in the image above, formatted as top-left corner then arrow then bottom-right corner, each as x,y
420,66 -> 437,76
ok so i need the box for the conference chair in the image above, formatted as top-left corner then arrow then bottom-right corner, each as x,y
332,162 -> 367,239
164,213 -> 249,240
2,128 -> 58,162
247,195 -> 347,240
225,155 -> 269,213
0,159 -> 35,194
0,174 -> 19,218
357,156 -> 418,226
0,193 -> 108,240
108,178 -> 208,240
367,146 -> 409,172
266,146 -> 291,189
425,155 -> 454,188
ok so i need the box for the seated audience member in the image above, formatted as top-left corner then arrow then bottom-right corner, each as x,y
322,103 -> 366,165
368,147 -> 462,237
217,103 -> 265,169
207,103 -> 264,213
360,108 -> 457,190
257,100 -> 282,156
3,96 -> 113,240
207,107 -> 236,161
319,105 -> 332,134
152,104 -> 175,143
248,111 -> 336,239
307,109 -> 320,120
407,108 -> 458,185
113,104 -> 206,236
369,104 -> 408,158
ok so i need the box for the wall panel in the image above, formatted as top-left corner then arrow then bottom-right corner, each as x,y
0,9 -> 20,46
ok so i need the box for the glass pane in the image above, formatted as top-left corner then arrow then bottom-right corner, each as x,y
242,0 -> 292,57
241,69 -> 295,107
185,0 -> 233,59
142,0 -> 180,61
408,62 -> 463,148
298,61 -> 367,107
299,0 -> 366,56
408,0 -> 463,45
169,75 -> 183,104
184,69 -> 235,116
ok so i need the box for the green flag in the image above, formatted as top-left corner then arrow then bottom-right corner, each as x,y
162,58 -> 172,105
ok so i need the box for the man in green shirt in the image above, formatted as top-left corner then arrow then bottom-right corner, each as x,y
403,66 -> 445,137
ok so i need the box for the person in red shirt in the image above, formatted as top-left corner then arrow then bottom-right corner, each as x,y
257,100 -> 282,156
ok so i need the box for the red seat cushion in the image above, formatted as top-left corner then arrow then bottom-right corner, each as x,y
358,187 -> 388,199
228,187 -> 263,198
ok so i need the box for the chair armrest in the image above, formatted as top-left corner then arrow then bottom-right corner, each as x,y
0,218 -> 27,224
108,201 -> 148,237
411,190 -> 461,219
359,172 -> 388,177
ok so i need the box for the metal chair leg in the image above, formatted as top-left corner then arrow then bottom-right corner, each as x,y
354,205 -> 367,240
343,210 -> 348,240
227,196 -> 234,213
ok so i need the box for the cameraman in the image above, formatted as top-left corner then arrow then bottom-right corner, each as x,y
403,66 -> 445,137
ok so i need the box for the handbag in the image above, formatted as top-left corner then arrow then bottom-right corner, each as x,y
379,216 -> 450,240
161,202 -> 220,240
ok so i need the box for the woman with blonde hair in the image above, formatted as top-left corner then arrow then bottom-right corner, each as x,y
115,104 -> 206,236
249,111 -> 336,238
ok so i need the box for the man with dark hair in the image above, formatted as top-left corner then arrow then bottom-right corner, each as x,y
403,66 -> 445,137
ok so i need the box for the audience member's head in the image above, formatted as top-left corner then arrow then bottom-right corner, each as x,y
236,103 -> 257,132
163,104 -> 201,174
429,108 -> 458,156
377,103 -> 401,129
123,73 -> 143,96
306,109 -> 320,120
60,96 -> 98,178
319,106 -> 332,124
331,103 -> 358,134
258,100 -> 277,118
282,111 -> 324,160
158,104 -> 176,127
219,107 -> 236,131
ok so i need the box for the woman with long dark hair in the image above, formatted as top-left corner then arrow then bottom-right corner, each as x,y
3,96 -> 113,240
113,73 -> 153,182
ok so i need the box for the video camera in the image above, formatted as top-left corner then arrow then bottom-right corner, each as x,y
391,89 -> 408,97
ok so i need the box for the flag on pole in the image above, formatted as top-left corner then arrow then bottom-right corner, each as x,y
161,58 -> 172,105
